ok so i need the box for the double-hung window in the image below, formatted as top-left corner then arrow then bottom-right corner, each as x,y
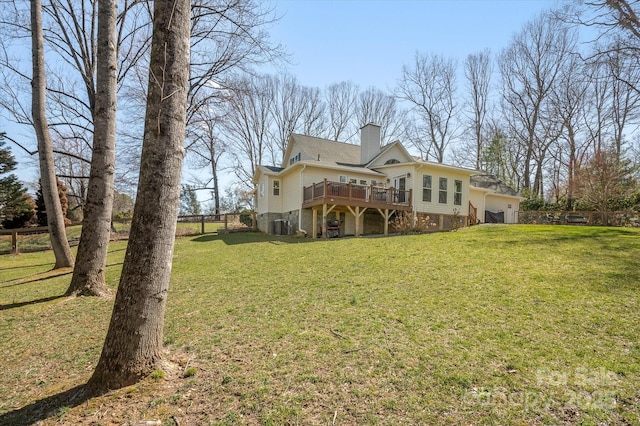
438,177 -> 448,204
273,180 -> 280,196
454,180 -> 462,205
422,175 -> 432,202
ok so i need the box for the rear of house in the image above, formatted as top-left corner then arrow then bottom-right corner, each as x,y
254,124 -> 521,236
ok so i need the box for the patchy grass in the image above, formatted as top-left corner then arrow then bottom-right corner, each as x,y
0,225 -> 639,425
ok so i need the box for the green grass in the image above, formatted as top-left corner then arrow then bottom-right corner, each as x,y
1,225 -> 639,425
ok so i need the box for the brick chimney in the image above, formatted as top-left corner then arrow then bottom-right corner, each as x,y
360,123 -> 381,164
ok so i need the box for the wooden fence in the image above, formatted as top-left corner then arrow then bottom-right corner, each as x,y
0,213 -> 257,255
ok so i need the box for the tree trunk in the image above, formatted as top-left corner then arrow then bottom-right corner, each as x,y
212,159 -> 220,216
87,0 -> 190,392
31,0 -> 74,269
66,0 -> 117,298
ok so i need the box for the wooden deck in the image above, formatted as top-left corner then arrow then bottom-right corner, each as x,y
302,179 -> 412,211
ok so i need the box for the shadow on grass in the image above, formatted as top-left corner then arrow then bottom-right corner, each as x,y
192,232 -> 316,245
0,269 -> 73,288
0,384 -> 92,426
0,263 -> 53,272
0,294 -> 66,311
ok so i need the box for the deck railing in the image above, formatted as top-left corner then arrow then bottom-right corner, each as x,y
303,179 -> 412,207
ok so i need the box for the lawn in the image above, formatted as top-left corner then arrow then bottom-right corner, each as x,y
0,225 -> 639,425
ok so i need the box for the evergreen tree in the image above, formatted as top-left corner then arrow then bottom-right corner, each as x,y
0,135 -> 35,228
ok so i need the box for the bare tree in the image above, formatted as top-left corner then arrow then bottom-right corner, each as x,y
299,85 -> 327,137
31,0 -> 75,269
498,12 -> 576,197
53,132 -> 92,216
549,52 -> 591,208
88,0 -> 190,391
582,55 -> 613,153
223,75 -> 273,187
268,74 -> 309,164
66,0 -> 117,297
355,87 -> 407,145
325,81 -> 358,142
397,52 -> 459,163
574,147 -> 637,220
606,47 -> 640,155
185,96 -> 227,215
463,49 -> 492,169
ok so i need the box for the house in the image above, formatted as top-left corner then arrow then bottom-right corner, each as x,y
253,123 -> 521,237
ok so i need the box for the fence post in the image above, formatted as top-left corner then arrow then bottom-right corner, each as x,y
224,213 -> 228,230
201,215 -> 205,234
11,230 -> 18,254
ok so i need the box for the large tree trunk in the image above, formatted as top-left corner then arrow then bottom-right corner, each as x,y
31,0 -> 74,269
87,0 -> 190,392
66,0 -> 117,298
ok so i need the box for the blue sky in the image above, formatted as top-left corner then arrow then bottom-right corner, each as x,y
8,0 -> 562,190
270,0 -> 561,90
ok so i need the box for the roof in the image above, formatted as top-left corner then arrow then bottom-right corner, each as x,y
470,174 -> 521,197
284,134 -> 361,167
264,165 -> 284,173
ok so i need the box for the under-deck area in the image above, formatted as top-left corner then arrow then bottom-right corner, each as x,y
303,179 -> 413,238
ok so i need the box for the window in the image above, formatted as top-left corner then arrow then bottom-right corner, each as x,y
339,175 -> 347,183
349,178 -> 357,184
273,180 -> 280,196
454,180 -> 462,205
259,182 -> 265,197
422,174 -> 432,202
359,179 -> 367,185
289,152 -> 301,165
439,177 -> 448,204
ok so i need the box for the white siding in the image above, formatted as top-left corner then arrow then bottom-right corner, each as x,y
413,168 -> 470,216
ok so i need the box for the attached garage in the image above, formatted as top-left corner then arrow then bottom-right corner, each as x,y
469,174 -> 524,224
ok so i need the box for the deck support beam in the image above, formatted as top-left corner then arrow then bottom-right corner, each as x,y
346,205 -> 367,237
377,208 -> 395,236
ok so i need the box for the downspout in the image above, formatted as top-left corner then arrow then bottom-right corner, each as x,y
298,164 -> 308,236
481,190 -> 489,224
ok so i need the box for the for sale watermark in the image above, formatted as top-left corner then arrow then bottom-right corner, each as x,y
463,366 -> 618,411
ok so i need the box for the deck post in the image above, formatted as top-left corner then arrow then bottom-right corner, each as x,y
355,206 -> 360,237
323,178 -> 328,201
322,203 -> 328,239
312,208 -> 318,239
384,209 -> 389,236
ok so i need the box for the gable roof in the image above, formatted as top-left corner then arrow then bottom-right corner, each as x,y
470,174 -> 521,197
366,140 -> 415,167
282,134 -> 361,168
